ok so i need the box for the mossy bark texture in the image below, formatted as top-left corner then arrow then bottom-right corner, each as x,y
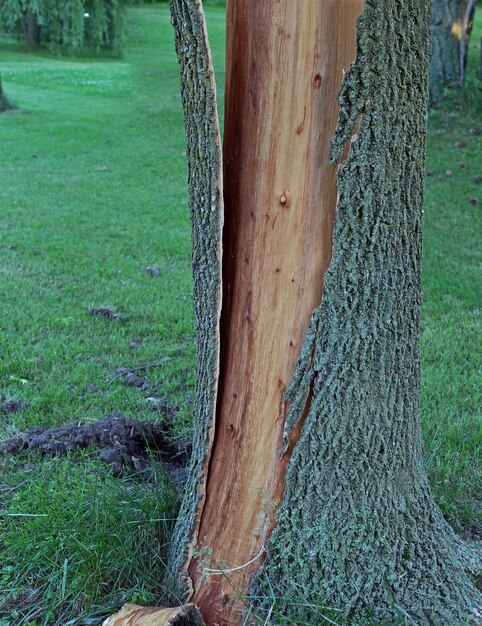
167,0 -> 223,603
430,0 -> 475,102
168,0 -> 481,624
254,1 -> 480,624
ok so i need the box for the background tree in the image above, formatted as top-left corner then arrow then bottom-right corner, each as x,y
0,71 -> 11,112
430,0 -> 477,101
0,0 -> 127,54
161,1 -> 482,624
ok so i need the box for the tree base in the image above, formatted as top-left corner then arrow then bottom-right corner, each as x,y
253,476 -> 481,624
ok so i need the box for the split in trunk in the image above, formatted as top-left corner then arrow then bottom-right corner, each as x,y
162,0 -> 482,624
188,1 -> 364,622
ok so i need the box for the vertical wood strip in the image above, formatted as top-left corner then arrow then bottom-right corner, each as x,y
188,2 -> 363,623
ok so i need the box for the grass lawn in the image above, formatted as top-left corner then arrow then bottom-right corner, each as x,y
0,4 -> 480,625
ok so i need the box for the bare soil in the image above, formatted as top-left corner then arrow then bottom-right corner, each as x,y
1,413 -> 191,480
0,395 -> 29,415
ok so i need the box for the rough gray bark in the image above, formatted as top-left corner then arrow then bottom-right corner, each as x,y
253,1 -> 481,624
430,0 -> 476,101
166,0 -> 223,604
168,0 -> 481,624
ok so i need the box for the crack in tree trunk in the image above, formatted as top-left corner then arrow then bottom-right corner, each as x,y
166,1 -> 481,624
166,0 -> 224,604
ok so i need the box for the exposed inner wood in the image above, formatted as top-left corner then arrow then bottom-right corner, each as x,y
188,2 -> 364,623
102,603 -> 204,626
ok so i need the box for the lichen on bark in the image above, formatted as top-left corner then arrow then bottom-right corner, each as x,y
166,0 -> 481,623
253,1 -> 481,624
166,0 -> 223,603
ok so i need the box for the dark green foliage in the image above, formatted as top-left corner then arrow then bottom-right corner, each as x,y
0,456 -> 177,625
0,0 -> 128,55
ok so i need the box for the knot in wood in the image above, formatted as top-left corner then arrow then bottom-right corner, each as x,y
279,190 -> 291,207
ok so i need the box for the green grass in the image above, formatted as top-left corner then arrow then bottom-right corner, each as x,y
0,5 -> 207,623
0,3 -> 480,625
421,21 -> 482,537
0,6 -> 214,435
0,455 -> 177,625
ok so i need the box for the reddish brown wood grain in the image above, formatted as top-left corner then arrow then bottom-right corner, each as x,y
187,2 -> 364,624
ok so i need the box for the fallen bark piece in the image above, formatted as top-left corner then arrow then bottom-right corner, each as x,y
102,604 -> 204,626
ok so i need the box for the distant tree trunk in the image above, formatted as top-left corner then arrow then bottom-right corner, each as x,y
0,72 -> 11,113
430,0 -> 476,101
164,0 -> 481,624
22,9 -> 41,51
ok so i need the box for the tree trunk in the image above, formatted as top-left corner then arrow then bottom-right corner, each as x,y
22,9 -> 41,51
430,0 -> 476,101
166,1 -> 481,624
0,72 -> 11,113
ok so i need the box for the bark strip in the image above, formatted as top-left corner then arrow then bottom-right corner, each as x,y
102,603 -> 204,626
167,0 -> 224,602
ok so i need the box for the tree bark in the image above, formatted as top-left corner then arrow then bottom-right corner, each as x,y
167,0 -> 224,606
167,1 -> 481,624
22,9 -> 41,51
0,72 -> 11,113
430,0 -> 476,101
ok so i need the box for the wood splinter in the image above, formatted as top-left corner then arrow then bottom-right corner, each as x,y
101,603 -> 204,626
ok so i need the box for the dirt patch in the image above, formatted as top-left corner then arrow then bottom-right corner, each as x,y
86,384 -> 103,394
145,265 -> 160,277
88,306 -> 123,321
144,395 -> 179,415
1,413 -> 190,480
113,366 -> 181,401
124,371 -> 150,389
1,396 -> 29,415
113,366 -> 152,393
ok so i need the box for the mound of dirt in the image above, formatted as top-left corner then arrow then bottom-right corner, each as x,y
88,306 -> 123,321
1,413 -> 191,479
0,396 -> 29,415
